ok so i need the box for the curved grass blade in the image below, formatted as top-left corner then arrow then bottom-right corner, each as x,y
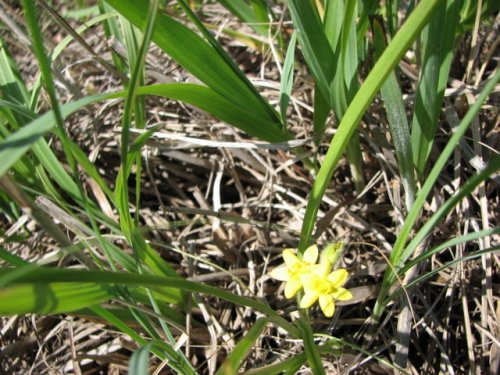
218,0 -> 270,37
0,94 -> 107,178
391,246 -> 500,300
241,353 -> 305,375
399,228 -> 500,275
92,306 -> 197,374
133,84 -> 288,143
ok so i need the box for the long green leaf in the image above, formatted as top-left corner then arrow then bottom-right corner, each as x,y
411,0 -> 462,176
0,94 -> 106,178
279,31 -> 297,124
134,84 -> 288,143
287,0 -> 334,106
105,0 -> 280,126
0,267 -> 300,336
0,282 -> 109,315
372,17 -> 415,209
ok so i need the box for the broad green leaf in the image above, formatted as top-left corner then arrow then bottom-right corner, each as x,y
134,84 -> 289,143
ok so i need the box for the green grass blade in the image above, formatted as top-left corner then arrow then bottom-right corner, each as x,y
216,317 -> 270,375
177,0 -> 281,124
312,88 -> 331,135
322,0 -> 365,191
397,156 -> 500,274
279,31 -> 297,125
91,306 -> 197,374
0,282 -> 109,315
373,69 -> 500,316
0,266 -> 300,336
242,353 -> 306,375
411,0 -> 462,176
133,84 -> 289,142
115,0 -> 158,242
372,17 -> 416,209
296,317 -> 325,375
128,342 -> 153,375
298,0 -> 442,253
0,38 -> 31,127
21,0 -> 74,169
391,246 -> 500,301
0,247 -> 29,266
218,0 -> 270,36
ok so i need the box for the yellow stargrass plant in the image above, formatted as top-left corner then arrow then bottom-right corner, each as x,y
270,244 -> 352,317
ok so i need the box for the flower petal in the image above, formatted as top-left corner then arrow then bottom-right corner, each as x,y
327,269 -> 349,287
312,262 -> 331,278
303,245 -> 319,264
269,266 -> 289,281
284,278 -> 302,299
300,273 -> 320,290
319,294 -> 335,317
332,287 -> 353,301
300,291 -> 319,308
282,249 -> 300,268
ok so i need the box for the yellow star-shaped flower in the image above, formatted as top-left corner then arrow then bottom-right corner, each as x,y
270,245 -> 318,298
299,262 -> 352,317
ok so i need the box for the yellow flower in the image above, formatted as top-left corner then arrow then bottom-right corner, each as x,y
299,262 -> 352,317
270,245 -> 318,298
